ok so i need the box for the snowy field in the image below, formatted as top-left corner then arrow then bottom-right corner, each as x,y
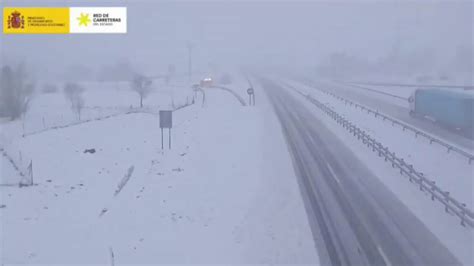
278,78 -> 474,265
0,78 -> 194,185
0,74 -> 318,264
316,80 -> 410,109
344,83 -> 414,100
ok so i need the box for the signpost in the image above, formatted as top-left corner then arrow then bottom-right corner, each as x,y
159,110 -> 173,149
247,87 -> 255,106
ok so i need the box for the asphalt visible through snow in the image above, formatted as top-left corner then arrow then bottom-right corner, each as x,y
260,78 -> 460,266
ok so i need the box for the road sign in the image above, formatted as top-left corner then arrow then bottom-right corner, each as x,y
160,110 -> 172,128
160,110 -> 173,149
247,88 -> 254,95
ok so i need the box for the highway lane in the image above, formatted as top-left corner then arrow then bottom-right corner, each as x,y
296,77 -> 474,150
260,78 -> 460,266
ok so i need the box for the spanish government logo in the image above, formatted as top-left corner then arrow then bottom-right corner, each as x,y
4,7 -> 126,34
7,10 -> 25,29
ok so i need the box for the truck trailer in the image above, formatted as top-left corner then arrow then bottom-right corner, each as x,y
409,88 -> 474,134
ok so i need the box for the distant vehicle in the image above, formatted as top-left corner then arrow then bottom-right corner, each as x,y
409,88 -> 474,134
200,77 -> 213,88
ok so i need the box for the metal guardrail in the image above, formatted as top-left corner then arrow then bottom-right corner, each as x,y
290,87 -> 474,228
300,82 -> 474,164
210,86 -> 247,106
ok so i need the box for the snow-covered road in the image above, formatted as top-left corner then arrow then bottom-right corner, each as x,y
269,76 -> 473,265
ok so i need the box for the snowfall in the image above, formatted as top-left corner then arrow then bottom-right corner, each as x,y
0,74 -> 319,265
1,72 -> 473,265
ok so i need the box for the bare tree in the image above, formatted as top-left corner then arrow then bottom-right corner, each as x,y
63,82 -> 85,120
72,96 -> 85,120
0,65 -> 34,120
131,74 -> 152,108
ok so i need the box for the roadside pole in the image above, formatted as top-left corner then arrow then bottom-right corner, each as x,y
247,87 -> 255,106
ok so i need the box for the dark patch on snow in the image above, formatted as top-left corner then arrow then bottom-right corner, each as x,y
84,148 -> 96,154
99,208 -> 108,217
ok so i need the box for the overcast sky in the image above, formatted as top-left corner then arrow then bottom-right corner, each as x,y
1,0 -> 472,77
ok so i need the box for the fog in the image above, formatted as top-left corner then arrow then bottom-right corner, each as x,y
2,1 -> 474,264
1,0 -> 472,79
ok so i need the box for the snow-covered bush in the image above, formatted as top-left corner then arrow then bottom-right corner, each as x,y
0,65 -> 34,120
130,74 -> 152,108
63,82 -> 85,120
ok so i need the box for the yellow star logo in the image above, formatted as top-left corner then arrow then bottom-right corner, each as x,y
77,13 -> 91,26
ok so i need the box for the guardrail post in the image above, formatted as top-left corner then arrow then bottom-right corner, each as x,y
460,204 -> 467,226
444,191 -> 450,213
430,181 -> 436,200
399,159 -> 405,174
